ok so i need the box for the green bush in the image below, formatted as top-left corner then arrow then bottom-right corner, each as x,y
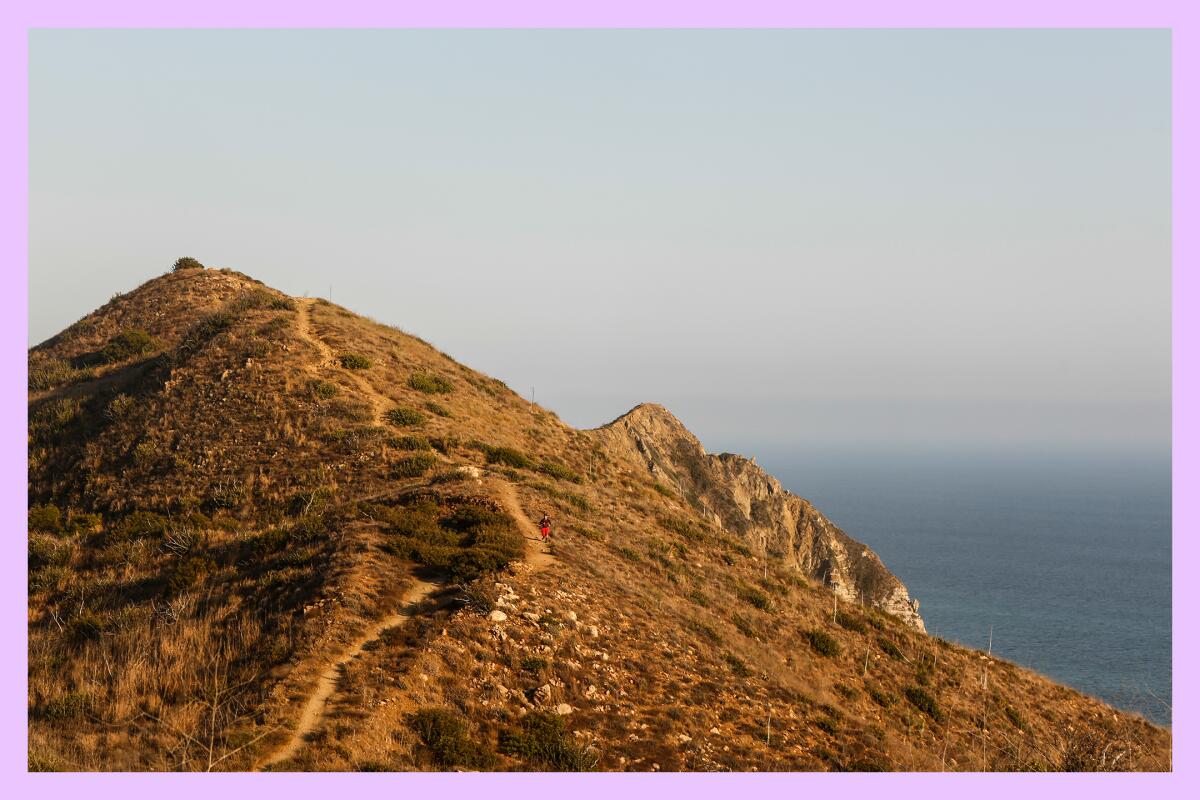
392,453 -> 437,478
877,637 -> 904,660
424,401 -> 452,418
100,329 -> 157,363
391,435 -> 432,451
428,435 -> 459,454
311,380 -> 339,399
29,504 -> 61,532
904,686 -> 945,722
66,610 -> 105,643
338,353 -> 372,370
386,407 -> 426,427
28,358 -> 93,391
836,614 -> 868,634
408,372 -> 453,394
485,446 -> 531,469
168,555 -> 217,593
268,297 -> 296,311
28,534 -> 69,570
724,654 -> 752,678
104,393 -> 134,422
40,690 -> 93,721
172,256 -> 205,271
803,630 -> 841,658
499,712 -> 595,771
737,585 -> 773,612
537,460 -> 582,483
866,684 -> 895,708
408,708 -> 496,770
521,657 -> 549,673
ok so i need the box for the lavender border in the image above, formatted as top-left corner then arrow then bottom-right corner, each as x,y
2,2 -> 1193,797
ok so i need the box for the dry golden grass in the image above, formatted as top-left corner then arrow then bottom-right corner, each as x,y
28,266 -> 1171,772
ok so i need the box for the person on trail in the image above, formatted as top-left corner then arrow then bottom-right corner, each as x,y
539,512 -> 552,542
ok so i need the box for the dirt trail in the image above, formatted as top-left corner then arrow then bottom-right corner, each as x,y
258,577 -> 437,770
295,298 -> 390,426
495,481 -> 557,571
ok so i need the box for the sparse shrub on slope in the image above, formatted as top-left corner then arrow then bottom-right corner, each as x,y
392,453 -> 437,478
408,372 -> 453,394
484,446 -> 532,469
338,353 -> 371,370
386,406 -> 426,427
536,460 -> 582,483
803,629 -> 841,658
172,257 -> 205,271
500,712 -> 596,771
100,329 -> 157,363
29,504 -> 62,532
408,708 -> 496,770
904,686 -> 945,723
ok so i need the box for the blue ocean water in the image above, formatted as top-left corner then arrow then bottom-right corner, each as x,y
759,449 -> 1172,725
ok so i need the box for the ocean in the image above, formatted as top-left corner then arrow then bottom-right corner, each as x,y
759,448 -> 1172,726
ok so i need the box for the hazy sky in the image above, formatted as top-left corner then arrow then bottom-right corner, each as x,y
29,29 -> 1170,457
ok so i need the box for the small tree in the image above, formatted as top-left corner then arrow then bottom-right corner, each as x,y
173,257 -> 205,271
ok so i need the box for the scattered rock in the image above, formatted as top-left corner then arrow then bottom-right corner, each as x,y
555,703 -> 574,716
586,625 -> 599,637
488,610 -> 508,623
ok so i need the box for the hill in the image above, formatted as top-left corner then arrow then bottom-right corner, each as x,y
27,262 -> 1170,771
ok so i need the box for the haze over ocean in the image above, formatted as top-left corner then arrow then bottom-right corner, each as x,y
761,447 -> 1172,725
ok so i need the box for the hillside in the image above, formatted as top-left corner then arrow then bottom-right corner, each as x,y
27,262 -> 1170,772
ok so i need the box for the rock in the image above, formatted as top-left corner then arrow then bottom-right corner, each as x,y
488,610 -> 508,622
535,684 -> 554,706
586,625 -> 599,637
522,612 -> 542,623
555,703 -> 574,716
565,611 -> 578,622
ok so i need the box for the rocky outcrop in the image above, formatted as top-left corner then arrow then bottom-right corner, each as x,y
594,404 -> 925,631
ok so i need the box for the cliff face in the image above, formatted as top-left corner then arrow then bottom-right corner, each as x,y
595,404 -> 925,631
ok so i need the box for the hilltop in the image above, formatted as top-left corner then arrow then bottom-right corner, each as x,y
27,261 -> 1169,771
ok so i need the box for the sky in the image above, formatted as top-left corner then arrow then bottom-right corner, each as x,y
28,29 -> 1171,458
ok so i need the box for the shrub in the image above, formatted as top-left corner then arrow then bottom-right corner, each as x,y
1004,705 -> 1027,731
408,372 -> 453,394
104,393 -> 134,421
458,583 -> 496,614
866,684 -> 895,708
168,555 -> 217,593
408,708 -> 496,770
29,504 -> 61,532
485,446 -> 531,469
877,637 -> 904,660
66,609 -> 105,643
521,657 -> 549,673
113,510 -> 171,540
732,614 -> 757,638
338,353 -> 372,370
392,453 -> 437,478
499,712 -> 595,771
651,482 -> 676,499
724,654 -> 752,678
28,358 -> 91,391
391,435 -> 431,451
424,401 -> 452,418
737,585 -> 773,612
311,380 -> 339,399
172,256 -> 205,271
428,435 -> 459,454
268,297 -> 296,311
904,686 -> 945,722
100,329 -> 156,363
836,614 -> 868,634
803,630 -> 841,658
28,534 -> 69,570
537,460 -> 582,483
386,407 -> 426,427
40,691 -> 93,721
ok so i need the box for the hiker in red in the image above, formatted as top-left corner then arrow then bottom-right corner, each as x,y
538,512 -> 552,542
